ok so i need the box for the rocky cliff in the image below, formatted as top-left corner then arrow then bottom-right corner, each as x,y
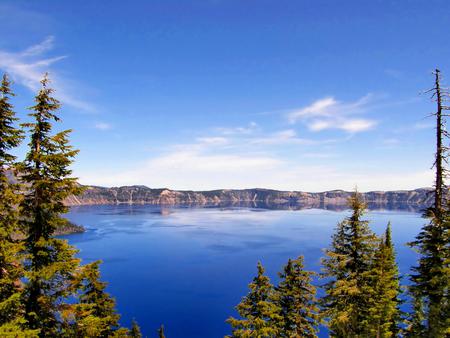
65,186 -> 434,210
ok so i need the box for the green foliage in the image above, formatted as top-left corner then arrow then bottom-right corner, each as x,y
130,319 -> 142,338
408,209 -> 450,337
407,69 -> 450,337
0,73 -> 29,332
321,191 -> 384,337
18,74 -> 83,336
228,197 -> 402,338
0,74 -> 23,166
227,262 -> 282,337
65,260 -> 121,337
15,74 -> 131,336
0,318 -> 40,337
20,74 -> 82,241
274,256 -> 320,338
366,223 -> 402,337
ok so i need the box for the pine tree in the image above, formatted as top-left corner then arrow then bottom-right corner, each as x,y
408,187 -> 450,337
130,319 -> 142,338
408,69 -> 450,337
19,74 -> 83,335
0,73 -> 37,335
227,262 -> 282,337
16,73 -> 136,337
366,223 -> 401,337
67,260 -> 122,337
158,324 -> 166,338
321,191 -> 379,337
274,256 -> 319,338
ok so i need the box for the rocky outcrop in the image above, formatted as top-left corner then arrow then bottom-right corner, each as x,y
64,186 -> 434,210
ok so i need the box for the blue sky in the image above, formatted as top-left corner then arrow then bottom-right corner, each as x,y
0,0 -> 449,191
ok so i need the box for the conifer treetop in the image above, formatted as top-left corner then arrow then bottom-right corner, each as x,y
0,73 -> 23,166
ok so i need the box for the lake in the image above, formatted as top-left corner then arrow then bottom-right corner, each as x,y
64,204 -> 424,338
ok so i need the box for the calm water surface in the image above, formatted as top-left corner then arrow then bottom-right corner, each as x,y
64,205 -> 424,338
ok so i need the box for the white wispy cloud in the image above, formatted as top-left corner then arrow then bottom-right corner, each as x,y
250,129 -> 316,145
94,122 -> 112,131
21,36 -> 55,57
288,97 -> 337,121
215,122 -> 259,135
0,36 -> 95,112
302,152 -> 338,159
79,148 -> 282,190
288,95 -> 377,133
77,119 -> 434,191
196,136 -> 229,145
150,150 -> 280,172
78,149 -> 433,191
309,118 -> 376,133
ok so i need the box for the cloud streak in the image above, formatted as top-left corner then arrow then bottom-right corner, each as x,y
78,149 -> 433,192
21,36 -> 55,57
79,148 -> 282,190
215,122 -> 259,135
288,95 -> 377,133
0,36 -> 95,112
94,122 -> 112,131
250,129 -> 316,145
77,119 -> 434,191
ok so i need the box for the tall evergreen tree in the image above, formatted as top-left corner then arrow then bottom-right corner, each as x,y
129,319 -> 142,338
19,74 -> 83,335
0,74 -> 37,335
321,191 -> 379,337
408,69 -> 450,337
274,256 -> 320,338
366,223 -> 401,337
0,74 -> 22,167
227,262 -> 282,337
16,73 -> 134,337
66,260 -> 122,337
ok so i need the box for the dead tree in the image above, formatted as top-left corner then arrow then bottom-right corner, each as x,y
428,69 -> 449,216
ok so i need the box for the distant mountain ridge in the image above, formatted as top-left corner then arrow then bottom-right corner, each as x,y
65,185 -> 434,210
3,169 -> 434,209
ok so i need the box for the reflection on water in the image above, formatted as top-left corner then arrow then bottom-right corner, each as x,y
71,201 -> 426,215
64,204 -> 424,338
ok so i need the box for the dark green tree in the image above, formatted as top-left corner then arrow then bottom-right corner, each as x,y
19,74 -> 83,335
0,74 -> 39,336
408,69 -> 450,337
16,73 -> 135,337
274,256 -> 320,338
321,191 -> 378,337
227,262 -> 282,337
130,319 -> 142,338
66,260 -> 124,337
0,74 -> 22,167
366,223 -> 401,337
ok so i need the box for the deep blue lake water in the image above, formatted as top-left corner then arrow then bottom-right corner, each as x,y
64,205 -> 424,338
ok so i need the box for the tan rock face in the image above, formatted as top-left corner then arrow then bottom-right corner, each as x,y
64,186 -> 434,210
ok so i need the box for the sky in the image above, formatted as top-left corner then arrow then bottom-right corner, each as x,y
1,0 -> 449,192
